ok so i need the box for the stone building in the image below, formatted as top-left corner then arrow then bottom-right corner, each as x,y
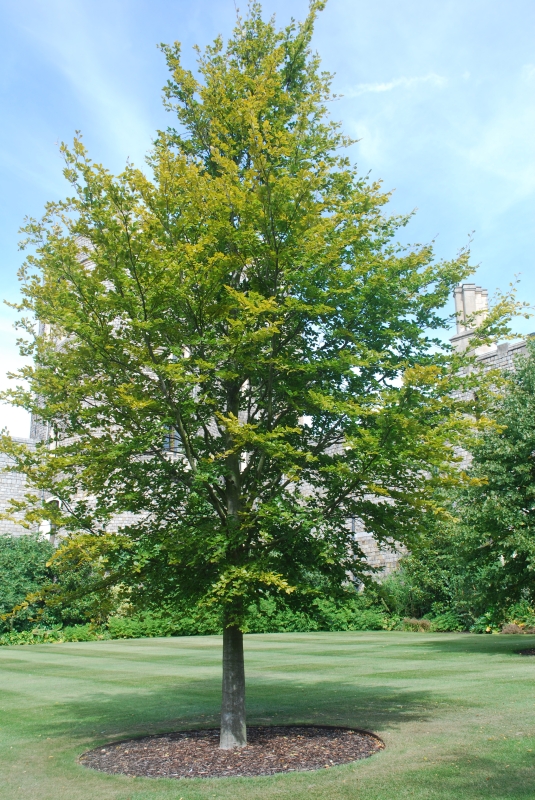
0,438 -> 36,536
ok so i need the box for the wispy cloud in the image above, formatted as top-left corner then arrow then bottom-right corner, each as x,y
0,324 -> 31,437
343,73 -> 447,98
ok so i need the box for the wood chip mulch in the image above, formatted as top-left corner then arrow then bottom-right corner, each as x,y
79,725 -> 384,779
517,648 -> 535,656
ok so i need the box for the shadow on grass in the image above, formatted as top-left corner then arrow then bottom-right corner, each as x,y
428,751 -> 535,799
38,677 -> 439,747
412,634 -> 535,656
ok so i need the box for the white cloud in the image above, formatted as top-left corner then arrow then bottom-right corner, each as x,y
0,310 -> 32,437
343,73 -> 447,97
0,404 -> 31,439
0,358 -> 31,438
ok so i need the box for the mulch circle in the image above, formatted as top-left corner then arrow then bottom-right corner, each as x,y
79,725 -> 384,779
517,648 -> 535,656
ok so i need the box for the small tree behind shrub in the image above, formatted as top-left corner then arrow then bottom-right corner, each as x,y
0,534 -> 53,632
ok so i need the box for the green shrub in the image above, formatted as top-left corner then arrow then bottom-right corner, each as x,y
107,607 -> 221,639
108,594 -> 393,640
505,601 -> 535,629
107,613 -> 176,639
429,611 -> 465,632
402,617 -> 431,632
244,592 -> 393,634
0,534 -> 54,632
0,623 -> 109,646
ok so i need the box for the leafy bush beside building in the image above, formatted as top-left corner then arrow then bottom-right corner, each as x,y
0,534 -> 54,632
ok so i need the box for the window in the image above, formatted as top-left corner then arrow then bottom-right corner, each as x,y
163,427 -> 184,454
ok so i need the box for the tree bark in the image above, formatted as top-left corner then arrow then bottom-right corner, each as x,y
220,623 -> 247,749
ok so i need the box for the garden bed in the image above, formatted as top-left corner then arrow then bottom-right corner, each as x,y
79,725 -> 384,779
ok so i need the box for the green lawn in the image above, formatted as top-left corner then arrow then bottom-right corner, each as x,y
1,632 -> 534,800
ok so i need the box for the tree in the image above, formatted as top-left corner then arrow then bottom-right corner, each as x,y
377,504 -> 488,629
378,340 -> 535,631
0,2 -> 513,747
454,340 -> 535,615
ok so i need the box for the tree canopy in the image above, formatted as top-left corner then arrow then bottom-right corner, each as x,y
0,1 -> 515,746
380,339 -> 535,631
455,340 -> 535,613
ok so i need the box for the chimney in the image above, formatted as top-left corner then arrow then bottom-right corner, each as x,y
451,283 -> 491,353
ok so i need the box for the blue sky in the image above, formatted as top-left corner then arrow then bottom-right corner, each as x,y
1,0 -> 534,436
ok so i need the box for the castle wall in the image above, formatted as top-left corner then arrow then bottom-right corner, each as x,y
476,338 -> 528,372
0,438 -> 38,537
354,531 -> 405,576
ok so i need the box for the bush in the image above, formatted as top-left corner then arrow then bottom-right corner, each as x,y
0,624 -> 109,646
244,595 -> 393,634
107,607 -> 221,639
0,532 -> 122,632
6,524 -> 533,642
402,617 -> 431,632
501,623 -> 525,634
504,601 -> 535,630
0,534 -> 54,632
1,588 -> 399,645
108,593 -> 394,640
429,611 -> 465,632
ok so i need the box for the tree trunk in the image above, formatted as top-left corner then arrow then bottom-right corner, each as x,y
220,624 -> 247,749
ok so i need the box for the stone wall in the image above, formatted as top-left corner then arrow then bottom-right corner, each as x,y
0,438 -> 37,537
354,530 -> 405,576
476,338 -> 529,373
